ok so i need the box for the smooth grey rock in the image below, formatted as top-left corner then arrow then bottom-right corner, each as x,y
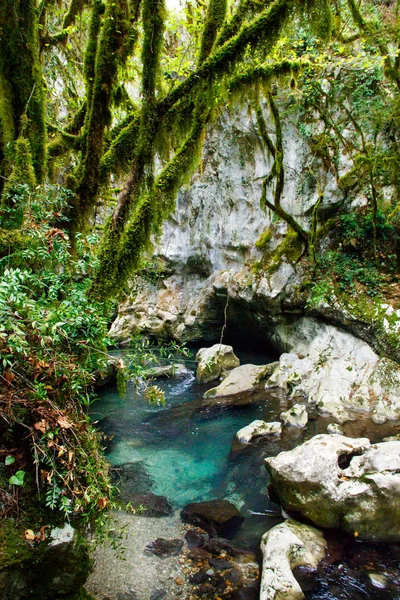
196,344 -> 240,383
280,405 -> 308,428
236,420 -> 282,445
260,519 -> 326,600
203,364 -> 272,402
266,434 -> 400,541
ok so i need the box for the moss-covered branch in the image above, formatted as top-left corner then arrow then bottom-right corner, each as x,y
198,0 -> 227,65
73,0 -> 141,230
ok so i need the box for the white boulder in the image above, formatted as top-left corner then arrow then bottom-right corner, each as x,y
236,420 -> 282,445
260,519 -> 326,600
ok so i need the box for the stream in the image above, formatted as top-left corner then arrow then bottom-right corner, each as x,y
89,346 -> 400,600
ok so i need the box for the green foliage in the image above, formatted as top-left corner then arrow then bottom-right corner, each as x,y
0,184 -> 114,525
309,208 -> 399,303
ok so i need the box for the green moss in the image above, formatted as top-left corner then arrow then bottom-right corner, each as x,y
255,227 -> 273,250
198,0 -> 227,65
0,0 -> 46,182
0,228 -> 27,255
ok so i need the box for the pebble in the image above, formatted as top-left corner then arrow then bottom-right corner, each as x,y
175,578 -> 184,586
206,569 -> 215,576
369,573 -> 389,589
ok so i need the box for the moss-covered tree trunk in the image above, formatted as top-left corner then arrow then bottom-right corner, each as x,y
0,0 -> 46,187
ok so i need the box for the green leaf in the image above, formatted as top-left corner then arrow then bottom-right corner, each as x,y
9,470 -> 25,486
5,455 -> 15,466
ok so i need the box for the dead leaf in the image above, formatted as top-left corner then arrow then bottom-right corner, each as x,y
4,371 -> 14,384
39,526 -> 47,542
97,497 -> 108,510
57,416 -> 72,429
68,450 -> 74,464
34,419 -> 49,433
25,529 -> 35,541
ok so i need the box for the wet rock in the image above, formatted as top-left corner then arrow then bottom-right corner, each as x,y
196,344 -> 240,383
229,586 -> 260,600
203,537 -> 252,558
280,404 -> 308,428
144,538 -> 184,558
327,423 -> 344,435
187,547 -> 211,562
235,420 -> 282,445
127,493 -> 173,517
203,364 -> 273,404
144,363 -> 188,378
260,519 -> 326,600
181,500 -> 244,537
185,529 -> 209,549
266,434 -> 400,541
209,557 -> 234,570
111,462 -> 154,500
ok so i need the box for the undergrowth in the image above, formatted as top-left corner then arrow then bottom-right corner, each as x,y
0,184 -> 114,530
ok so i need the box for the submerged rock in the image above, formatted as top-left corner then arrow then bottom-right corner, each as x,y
196,344 -> 240,383
236,420 -> 282,445
126,493 -> 173,517
144,538 -> 184,558
181,500 -> 244,537
266,434 -> 400,541
260,519 -> 326,600
280,404 -> 308,428
203,364 -> 273,403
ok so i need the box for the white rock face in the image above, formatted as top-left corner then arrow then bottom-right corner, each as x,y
280,404 -> 308,428
236,420 -> 282,445
196,344 -> 240,383
260,519 -> 327,600
267,317 -> 400,423
266,434 -> 400,541
203,363 -> 273,403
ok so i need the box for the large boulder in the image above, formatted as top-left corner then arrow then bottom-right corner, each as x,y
236,420 -> 282,445
266,434 -> 400,541
196,344 -> 240,383
203,364 -> 274,404
267,317 -> 400,424
181,500 -> 244,537
260,519 -> 326,600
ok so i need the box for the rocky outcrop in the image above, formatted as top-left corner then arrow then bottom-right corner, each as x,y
235,420 -> 282,445
203,364 -> 274,404
260,519 -> 326,600
0,523 -> 91,600
280,404 -> 308,428
181,500 -> 244,537
266,434 -> 400,541
196,344 -> 240,383
266,317 -> 400,424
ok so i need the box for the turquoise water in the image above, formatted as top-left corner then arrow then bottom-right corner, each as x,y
91,348 -> 285,547
91,347 -> 400,597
